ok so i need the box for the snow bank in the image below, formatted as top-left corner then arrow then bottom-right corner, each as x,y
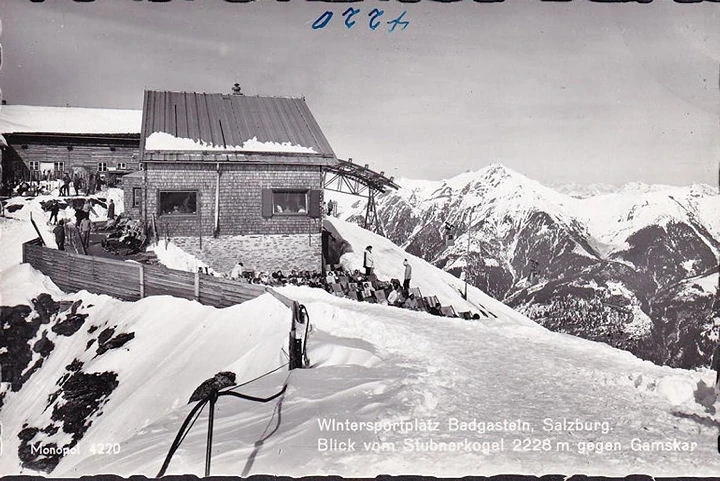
0,263 -> 294,476
148,240 -> 214,274
656,376 -> 697,406
145,131 -> 317,154
0,263 -> 65,306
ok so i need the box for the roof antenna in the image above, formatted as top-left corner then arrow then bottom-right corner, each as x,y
231,83 -> 243,96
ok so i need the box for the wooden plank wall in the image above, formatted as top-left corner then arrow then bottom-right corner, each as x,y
21,240 -> 267,308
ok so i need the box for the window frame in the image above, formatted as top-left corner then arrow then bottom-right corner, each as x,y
29,161 -> 39,171
157,189 -> 199,217
97,162 -> 108,172
271,189 -> 310,217
132,187 -> 142,208
54,161 -> 65,172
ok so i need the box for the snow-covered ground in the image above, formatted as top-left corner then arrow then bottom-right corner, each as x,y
1,194 -> 719,477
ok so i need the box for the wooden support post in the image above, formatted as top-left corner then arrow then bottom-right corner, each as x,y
139,264 -> 145,299
214,163 -> 221,238
288,301 -> 299,370
205,393 -> 216,477
194,271 -> 200,301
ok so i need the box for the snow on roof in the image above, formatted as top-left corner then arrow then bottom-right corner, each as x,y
144,131 -> 317,154
141,91 -> 335,158
0,105 -> 142,135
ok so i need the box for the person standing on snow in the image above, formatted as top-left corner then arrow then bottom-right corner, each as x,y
107,199 -> 116,220
79,217 -> 91,252
363,245 -> 374,276
403,258 -> 412,291
53,220 -> 66,251
48,201 -> 61,225
60,173 -> 71,196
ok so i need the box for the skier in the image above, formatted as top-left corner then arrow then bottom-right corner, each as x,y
79,217 -> 91,252
403,258 -> 412,290
107,199 -> 116,220
53,220 -> 66,251
363,245 -> 374,276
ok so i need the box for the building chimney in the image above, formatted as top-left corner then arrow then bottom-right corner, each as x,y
232,83 -> 243,96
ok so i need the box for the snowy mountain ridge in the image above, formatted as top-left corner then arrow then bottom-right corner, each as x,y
330,164 -> 720,369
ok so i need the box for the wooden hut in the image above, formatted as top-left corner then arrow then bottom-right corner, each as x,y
126,90 -> 338,273
0,105 -> 141,192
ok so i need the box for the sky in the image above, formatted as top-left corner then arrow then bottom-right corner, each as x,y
1,0 -> 719,187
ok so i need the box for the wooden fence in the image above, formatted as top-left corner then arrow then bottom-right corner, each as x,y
22,238 -> 268,308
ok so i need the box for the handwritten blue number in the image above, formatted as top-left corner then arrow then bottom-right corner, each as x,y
368,8 -> 384,31
312,11 -> 333,30
387,10 -> 409,32
343,8 -> 360,29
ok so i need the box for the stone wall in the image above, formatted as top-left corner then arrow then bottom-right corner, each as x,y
172,233 -> 322,273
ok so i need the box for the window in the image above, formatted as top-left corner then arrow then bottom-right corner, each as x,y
98,162 -> 107,172
29,161 -> 39,171
262,189 -> 321,218
273,190 -> 308,215
133,187 -> 142,208
54,162 -> 65,172
159,191 -> 197,215
118,162 -> 127,170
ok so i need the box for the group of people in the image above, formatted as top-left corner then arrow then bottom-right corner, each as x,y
50,198 -> 116,253
228,261 -> 325,288
57,173 -> 107,197
363,245 -> 413,289
8,180 -> 51,197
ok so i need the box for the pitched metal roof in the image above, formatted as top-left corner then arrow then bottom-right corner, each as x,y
140,90 -> 336,162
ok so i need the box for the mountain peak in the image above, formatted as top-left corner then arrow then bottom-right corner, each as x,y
443,163 -> 527,190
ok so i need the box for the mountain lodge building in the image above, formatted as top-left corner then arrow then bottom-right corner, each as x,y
124,90 -> 338,273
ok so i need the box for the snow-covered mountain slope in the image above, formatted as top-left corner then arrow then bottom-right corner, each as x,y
3,197 -> 720,477
575,184 -> 719,257
339,164 -> 719,369
2,256 -> 719,476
